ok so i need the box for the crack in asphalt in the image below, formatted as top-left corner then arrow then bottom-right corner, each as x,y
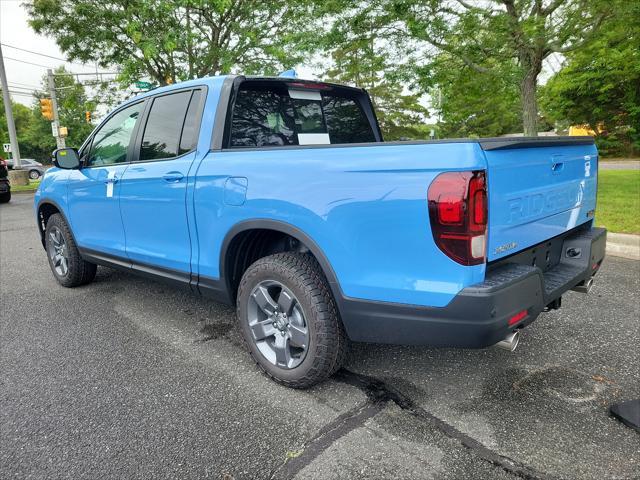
272,369 -> 557,480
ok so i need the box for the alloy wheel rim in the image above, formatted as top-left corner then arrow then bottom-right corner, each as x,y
247,280 -> 309,369
48,226 -> 69,276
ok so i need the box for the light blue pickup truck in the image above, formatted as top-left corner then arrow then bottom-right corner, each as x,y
35,75 -> 606,387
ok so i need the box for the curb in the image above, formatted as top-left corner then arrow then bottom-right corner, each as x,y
606,233 -> 640,260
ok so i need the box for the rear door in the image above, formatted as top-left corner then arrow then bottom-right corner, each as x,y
67,101 -> 144,257
119,88 -> 205,276
484,141 -> 598,261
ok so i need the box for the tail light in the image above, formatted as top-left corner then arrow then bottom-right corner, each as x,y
428,171 -> 488,266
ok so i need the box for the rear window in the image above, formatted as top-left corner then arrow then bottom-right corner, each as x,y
322,95 -> 376,144
229,85 -> 376,148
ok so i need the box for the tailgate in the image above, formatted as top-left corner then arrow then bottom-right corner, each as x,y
483,139 -> 598,261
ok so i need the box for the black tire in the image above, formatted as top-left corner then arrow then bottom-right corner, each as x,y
45,213 -> 97,287
29,170 -> 40,180
237,252 -> 348,388
0,191 -> 10,203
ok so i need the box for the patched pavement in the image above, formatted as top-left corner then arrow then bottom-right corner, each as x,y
1,194 -> 639,479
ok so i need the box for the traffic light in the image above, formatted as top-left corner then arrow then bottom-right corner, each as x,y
40,98 -> 54,120
85,111 -> 91,123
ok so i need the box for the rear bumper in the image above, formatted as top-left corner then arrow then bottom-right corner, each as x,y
339,227 -> 606,347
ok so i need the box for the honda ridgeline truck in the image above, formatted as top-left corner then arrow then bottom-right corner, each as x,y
35,75 -> 606,387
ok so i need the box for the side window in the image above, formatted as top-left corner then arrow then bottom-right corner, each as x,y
179,90 -> 203,155
139,91 -> 192,161
230,88 -> 297,147
322,95 -> 376,144
87,102 -> 143,167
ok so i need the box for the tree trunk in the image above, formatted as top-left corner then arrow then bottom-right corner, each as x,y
520,70 -> 538,136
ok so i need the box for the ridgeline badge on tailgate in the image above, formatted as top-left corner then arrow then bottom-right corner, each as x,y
495,242 -> 518,255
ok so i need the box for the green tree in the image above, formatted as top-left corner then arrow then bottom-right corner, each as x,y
320,0 -> 429,140
540,2 -> 640,156
421,52 -> 522,138
0,95 -> 34,158
26,0 -> 322,86
395,0 -> 612,136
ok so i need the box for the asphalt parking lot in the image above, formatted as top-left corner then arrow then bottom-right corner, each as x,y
1,193 -> 639,479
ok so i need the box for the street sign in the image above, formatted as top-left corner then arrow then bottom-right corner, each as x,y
2,143 -> 10,153
51,122 -> 58,137
135,81 -> 153,90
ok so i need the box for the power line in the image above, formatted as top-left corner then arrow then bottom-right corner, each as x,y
0,42 -> 86,67
55,71 -> 120,76
8,82 -> 42,89
5,84 -> 36,92
5,90 -> 36,97
3,56 -> 54,69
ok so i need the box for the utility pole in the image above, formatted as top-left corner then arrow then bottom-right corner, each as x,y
47,69 -> 65,149
0,43 -> 22,168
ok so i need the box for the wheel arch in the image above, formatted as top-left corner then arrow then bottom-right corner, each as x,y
36,200 -> 73,249
220,219 -> 343,306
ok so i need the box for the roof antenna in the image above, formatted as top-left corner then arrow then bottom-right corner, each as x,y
278,69 -> 297,78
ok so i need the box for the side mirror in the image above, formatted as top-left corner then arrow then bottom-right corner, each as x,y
53,148 -> 80,169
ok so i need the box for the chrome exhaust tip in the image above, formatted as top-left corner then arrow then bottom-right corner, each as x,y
572,277 -> 593,294
495,331 -> 520,352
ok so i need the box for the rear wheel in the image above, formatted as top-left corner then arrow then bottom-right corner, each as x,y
0,191 -> 9,203
236,252 -> 347,388
29,170 -> 40,180
45,213 -> 97,287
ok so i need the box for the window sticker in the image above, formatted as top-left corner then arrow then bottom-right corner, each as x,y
106,170 -> 116,198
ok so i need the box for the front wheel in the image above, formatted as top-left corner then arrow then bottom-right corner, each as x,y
45,213 -> 97,287
29,170 -> 40,180
236,253 -> 347,388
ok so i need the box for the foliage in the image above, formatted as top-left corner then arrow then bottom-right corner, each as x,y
420,52 -> 521,138
19,0 -> 636,148
596,170 -> 640,234
0,96 -> 33,157
394,0 -> 614,136
319,1 -> 429,140
26,0 -> 322,86
11,179 -> 41,192
540,2 -> 640,157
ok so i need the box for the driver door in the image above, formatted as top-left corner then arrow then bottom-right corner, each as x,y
67,101 -> 144,258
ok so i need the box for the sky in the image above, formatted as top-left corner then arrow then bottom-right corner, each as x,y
0,0 -> 112,107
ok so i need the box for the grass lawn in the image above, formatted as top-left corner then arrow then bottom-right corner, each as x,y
597,170 -> 640,234
11,180 -> 41,192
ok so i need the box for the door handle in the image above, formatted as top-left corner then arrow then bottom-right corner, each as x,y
163,171 -> 184,182
104,176 -> 118,184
